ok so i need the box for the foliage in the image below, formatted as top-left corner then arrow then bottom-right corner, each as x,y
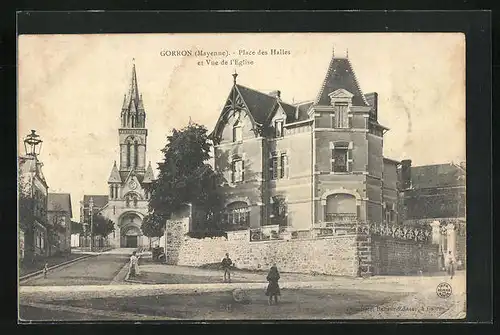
144,122 -> 224,236
70,220 -> 84,235
92,214 -> 115,238
141,212 -> 165,238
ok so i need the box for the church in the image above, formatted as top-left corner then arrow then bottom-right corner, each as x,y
80,62 -> 155,248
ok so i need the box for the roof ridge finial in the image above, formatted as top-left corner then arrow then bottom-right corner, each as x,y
332,46 -> 335,57
232,69 -> 238,85
346,48 -> 349,58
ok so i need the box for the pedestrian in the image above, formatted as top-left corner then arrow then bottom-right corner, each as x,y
129,251 -> 140,277
446,251 -> 455,279
265,263 -> 281,305
221,253 -> 233,283
43,263 -> 49,279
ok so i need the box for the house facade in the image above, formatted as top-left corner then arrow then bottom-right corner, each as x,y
18,155 -> 49,260
47,193 -> 73,254
211,51 -> 401,233
80,62 -> 155,249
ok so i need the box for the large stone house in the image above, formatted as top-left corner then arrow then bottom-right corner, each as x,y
211,51 -> 401,233
47,193 -> 73,254
18,155 -> 49,260
80,62 -> 155,249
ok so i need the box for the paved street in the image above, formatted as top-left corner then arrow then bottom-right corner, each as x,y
20,252 -> 130,286
18,248 -> 466,321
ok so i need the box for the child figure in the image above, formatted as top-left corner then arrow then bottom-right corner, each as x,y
43,263 -> 49,279
266,263 -> 281,305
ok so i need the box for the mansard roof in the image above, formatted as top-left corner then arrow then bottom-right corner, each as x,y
314,57 -> 369,107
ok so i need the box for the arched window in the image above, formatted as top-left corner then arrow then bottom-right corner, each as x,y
232,120 -> 242,142
223,201 -> 250,227
325,193 -> 357,222
133,195 -> 138,207
125,196 -> 130,207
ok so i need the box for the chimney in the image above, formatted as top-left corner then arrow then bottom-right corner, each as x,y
400,159 -> 412,189
269,90 -> 281,99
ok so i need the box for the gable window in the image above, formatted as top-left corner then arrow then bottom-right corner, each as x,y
331,142 -> 353,173
334,102 -> 349,128
233,122 -> 242,142
275,120 -> 284,138
231,158 -> 244,183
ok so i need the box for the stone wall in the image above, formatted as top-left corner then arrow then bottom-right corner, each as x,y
371,236 -> 439,275
166,221 -> 358,276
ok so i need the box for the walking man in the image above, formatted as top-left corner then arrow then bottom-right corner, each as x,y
221,253 -> 233,283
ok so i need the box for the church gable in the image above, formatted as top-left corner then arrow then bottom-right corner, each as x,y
122,172 -> 144,197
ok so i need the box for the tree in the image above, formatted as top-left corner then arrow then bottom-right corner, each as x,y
92,214 -> 115,238
70,220 -> 84,235
143,122 -> 224,237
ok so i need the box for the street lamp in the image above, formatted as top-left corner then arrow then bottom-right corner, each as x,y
24,130 -> 43,157
22,130 -> 43,262
89,197 -> 94,252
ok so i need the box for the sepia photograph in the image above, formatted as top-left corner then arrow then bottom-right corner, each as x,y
17,32 -> 466,321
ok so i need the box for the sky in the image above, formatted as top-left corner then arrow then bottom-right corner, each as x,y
18,33 -> 466,220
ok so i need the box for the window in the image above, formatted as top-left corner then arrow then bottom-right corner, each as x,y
325,193 -> 357,222
233,123 -> 242,142
270,155 -> 279,180
280,154 -> 288,179
334,102 -> 349,128
231,159 -> 244,183
275,120 -> 284,138
224,201 -> 250,227
332,145 -> 348,172
270,152 -> 288,180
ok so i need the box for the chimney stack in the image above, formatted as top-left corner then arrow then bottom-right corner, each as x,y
270,90 -> 281,99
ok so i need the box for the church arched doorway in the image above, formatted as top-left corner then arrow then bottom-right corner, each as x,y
119,212 -> 144,248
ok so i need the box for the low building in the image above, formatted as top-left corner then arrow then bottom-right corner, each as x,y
47,193 -> 73,254
400,160 -> 466,268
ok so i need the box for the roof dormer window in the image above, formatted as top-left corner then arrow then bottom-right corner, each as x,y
275,119 -> 284,138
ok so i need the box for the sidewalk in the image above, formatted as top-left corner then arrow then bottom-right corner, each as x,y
19,253 -> 90,277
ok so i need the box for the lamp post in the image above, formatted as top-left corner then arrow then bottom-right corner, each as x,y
22,130 -> 43,262
89,197 -> 94,252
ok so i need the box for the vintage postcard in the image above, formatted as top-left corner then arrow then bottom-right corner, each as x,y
18,32 -> 466,321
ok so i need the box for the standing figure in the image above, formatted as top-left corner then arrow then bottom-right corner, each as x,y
446,251 -> 455,279
266,263 -> 281,305
129,251 -> 140,277
43,263 -> 49,279
221,253 -> 233,283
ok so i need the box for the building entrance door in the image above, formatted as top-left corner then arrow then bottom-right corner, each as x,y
125,236 -> 138,248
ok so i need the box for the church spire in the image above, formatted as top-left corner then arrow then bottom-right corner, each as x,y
121,60 -> 146,129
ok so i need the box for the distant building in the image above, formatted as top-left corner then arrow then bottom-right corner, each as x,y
210,50 -> 400,232
79,63 -> 155,249
18,155 -> 49,260
47,193 -> 73,254
400,160 -> 466,268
